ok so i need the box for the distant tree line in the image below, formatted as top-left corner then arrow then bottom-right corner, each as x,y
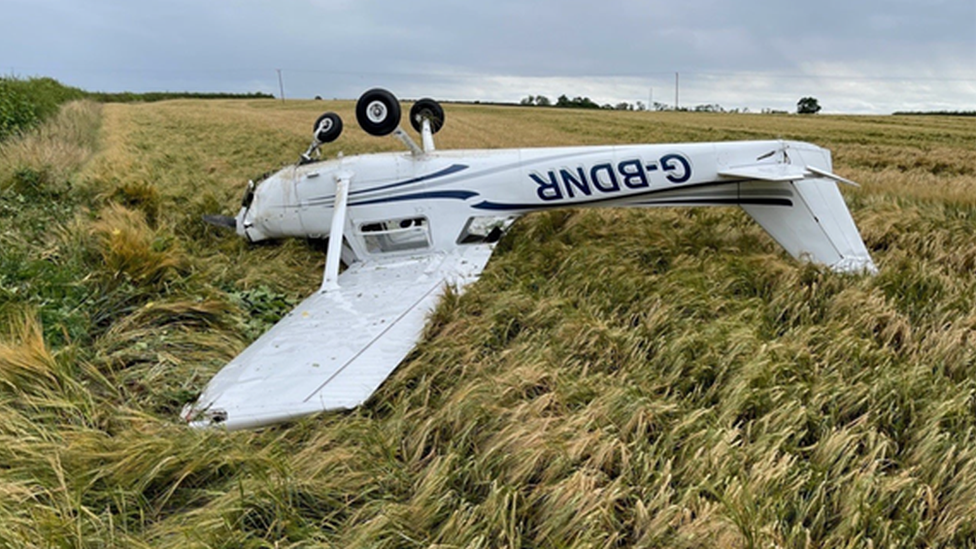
892,110 -> 976,117
521,94 -> 647,111
0,76 -> 274,141
520,94 -> 758,113
520,94 -> 829,115
87,91 -> 275,103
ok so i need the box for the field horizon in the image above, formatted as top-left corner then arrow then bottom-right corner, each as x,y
1,97 -> 975,547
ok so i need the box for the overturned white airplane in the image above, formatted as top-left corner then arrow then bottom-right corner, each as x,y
184,88 -> 876,430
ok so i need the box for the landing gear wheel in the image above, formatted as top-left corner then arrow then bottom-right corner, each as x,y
313,112 -> 343,143
356,88 -> 401,136
409,98 -> 445,134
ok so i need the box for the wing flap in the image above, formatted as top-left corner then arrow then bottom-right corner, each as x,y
185,244 -> 494,430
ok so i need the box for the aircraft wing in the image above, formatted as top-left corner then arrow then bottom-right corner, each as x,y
183,244 -> 495,430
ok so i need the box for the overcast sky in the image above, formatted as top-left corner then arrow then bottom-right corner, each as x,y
4,0 -> 975,113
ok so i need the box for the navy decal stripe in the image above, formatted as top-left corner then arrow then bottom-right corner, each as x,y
637,198 -> 794,207
350,190 -> 478,206
306,163 -> 470,205
298,150 -> 618,208
471,180 -> 795,211
473,196 -> 793,211
425,149 -> 614,189
350,163 -> 470,196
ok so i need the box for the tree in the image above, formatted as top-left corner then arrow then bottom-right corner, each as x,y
693,103 -> 725,113
520,96 -> 535,106
797,97 -> 821,114
535,95 -> 551,106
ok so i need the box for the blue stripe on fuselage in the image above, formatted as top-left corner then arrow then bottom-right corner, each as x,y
349,190 -> 479,206
470,180 -> 794,211
305,163 -> 470,206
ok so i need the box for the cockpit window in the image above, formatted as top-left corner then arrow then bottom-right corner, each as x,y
358,217 -> 431,253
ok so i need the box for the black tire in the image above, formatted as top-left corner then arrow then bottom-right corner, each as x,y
313,112 -> 343,143
356,88 -> 401,136
409,98 -> 445,134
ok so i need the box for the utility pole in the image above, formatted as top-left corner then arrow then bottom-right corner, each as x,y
276,69 -> 285,102
649,87 -> 653,111
675,72 -> 679,110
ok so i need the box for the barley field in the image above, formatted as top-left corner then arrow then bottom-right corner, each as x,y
1,97 -> 975,548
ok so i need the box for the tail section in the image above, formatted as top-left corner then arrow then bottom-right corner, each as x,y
719,142 -> 875,274
740,178 -> 876,273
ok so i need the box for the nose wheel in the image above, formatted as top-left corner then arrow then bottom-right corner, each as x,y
313,112 -> 343,143
301,111 -> 344,164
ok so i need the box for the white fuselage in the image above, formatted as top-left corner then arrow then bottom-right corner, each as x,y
238,140 -> 832,259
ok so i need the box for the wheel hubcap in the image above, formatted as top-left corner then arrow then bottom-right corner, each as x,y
367,101 -> 387,123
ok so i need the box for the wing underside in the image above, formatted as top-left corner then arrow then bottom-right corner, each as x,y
184,244 -> 494,430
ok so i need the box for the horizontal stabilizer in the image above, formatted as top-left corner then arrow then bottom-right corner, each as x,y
719,163 -> 808,182
805,165 -> 860,187
184,245 -> 495,430
720,163 -> 860,188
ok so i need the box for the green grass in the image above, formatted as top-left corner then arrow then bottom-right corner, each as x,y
0,76 -> 274,143
0,77 -> 88,141
1,97 -> 975,547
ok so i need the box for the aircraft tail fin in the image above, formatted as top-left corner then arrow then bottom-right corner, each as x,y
739,177 -> 876,273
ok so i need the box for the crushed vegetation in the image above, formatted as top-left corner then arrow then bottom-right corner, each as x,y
0,97 -> 975,547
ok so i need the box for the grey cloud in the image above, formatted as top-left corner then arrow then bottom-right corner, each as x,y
3,0 -> 973,112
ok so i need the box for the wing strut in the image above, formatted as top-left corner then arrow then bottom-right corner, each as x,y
421,119 -> 435,153
322,170 -> 352,291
